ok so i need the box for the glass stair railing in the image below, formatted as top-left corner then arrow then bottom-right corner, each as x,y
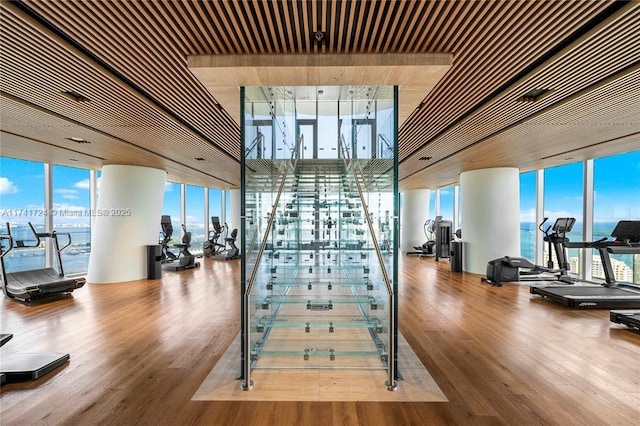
241,85 -> 397,392
242,136 -> 396,391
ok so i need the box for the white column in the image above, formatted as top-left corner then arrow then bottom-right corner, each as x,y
87,165 -> 166,283
535,169 -> 545,265
400,189 -> 430,253
460,168 -> 520,274
44,163 -> 54,268
582,159 -> 594,281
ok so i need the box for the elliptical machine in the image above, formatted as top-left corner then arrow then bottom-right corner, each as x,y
203,216 -> 227,257
482,217 -> 576,286
159,215 -> 200,271
224,229 -> 240,260
408,216 -> 452,259
206,216 -> 240,260
408,218 -> 437,258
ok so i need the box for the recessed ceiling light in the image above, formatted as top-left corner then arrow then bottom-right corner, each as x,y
61,90 -> 90,102
517,88 -> 553,103
313,31 -> 326,43
66,137 -> 90,144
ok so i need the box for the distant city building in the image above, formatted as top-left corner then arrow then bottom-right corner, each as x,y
545,249 -> 635,283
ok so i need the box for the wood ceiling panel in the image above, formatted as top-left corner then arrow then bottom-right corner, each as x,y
401,3 -> 640,182
0,99 -> 233,189
2,0 -> 634,193
401,68 -> 640,190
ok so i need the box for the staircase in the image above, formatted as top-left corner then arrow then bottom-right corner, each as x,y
241,138 -> 396,390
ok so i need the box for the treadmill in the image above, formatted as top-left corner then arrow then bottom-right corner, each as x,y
610,310 -> 640,333
530,220 -> 640,309
0,222 -> 86,303
0,333 -> 70,384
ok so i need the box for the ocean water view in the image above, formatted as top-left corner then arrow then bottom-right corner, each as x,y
521,221 -> 635,268
1,222 -> 636,278
1,224 -> 208,275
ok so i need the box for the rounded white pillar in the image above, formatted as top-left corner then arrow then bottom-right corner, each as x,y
460,168 -> 520,274
401,189 -> 430,253
87,165 -> 166,283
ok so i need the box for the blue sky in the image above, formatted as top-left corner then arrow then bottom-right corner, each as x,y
1,150 -> 638,228
519,150 -> 640,223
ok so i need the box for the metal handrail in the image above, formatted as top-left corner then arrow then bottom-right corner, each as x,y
245,130 -> 264,158
242,132 -> 303,391
378,133 -> 393,158
338,134 -> 396,391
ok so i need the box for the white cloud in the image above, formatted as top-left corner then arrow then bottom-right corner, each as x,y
165,182 -> 175,191
55,188 -> 78,195
520,208 -> 536,222
0,177 -> 18,194
75,179 -> 90,189
55,188 -> 78,200
543,210 -> 578,220
53,202 -> 85,211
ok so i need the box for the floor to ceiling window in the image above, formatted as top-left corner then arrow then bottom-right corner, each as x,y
0,157 -> 46,272
52,164 -> 91,274
185,184 -> 205,255
162,181 -> 181,247
543,162 -> 584,275
593,151 -> 640,284
520,171 -> 537,261
429,191 -> 436,221
208,188 -> 222,239
439,186 -> 454,223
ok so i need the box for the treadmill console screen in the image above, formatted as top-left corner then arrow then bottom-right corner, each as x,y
611,220 -> 640,243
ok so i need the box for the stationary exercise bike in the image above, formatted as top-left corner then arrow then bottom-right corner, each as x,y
482,217 -> 576,286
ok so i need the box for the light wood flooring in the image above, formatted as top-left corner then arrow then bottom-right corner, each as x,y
1,256 -> 639,425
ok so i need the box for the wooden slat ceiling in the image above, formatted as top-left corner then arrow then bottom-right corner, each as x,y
1,1 -> 638,190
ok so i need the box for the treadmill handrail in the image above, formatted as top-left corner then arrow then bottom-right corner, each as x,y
3,222 -> 73,278
0,230 -> 14,258
565,237 -> 608,249
0,226 -> 16,300
53,231 -> 72,253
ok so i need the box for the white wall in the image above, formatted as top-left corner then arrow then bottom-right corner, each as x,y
87,165 -> 165,283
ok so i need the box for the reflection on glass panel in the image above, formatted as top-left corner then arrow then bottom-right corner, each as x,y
317,101 -> 338,159
53,164 -> 91,274
593,150 -> 640,284
543,162 -> 583,275
298,121 -> 316,160
0,157 -> 46,272
520,171 -> 537,260
186,184 -> 205,255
